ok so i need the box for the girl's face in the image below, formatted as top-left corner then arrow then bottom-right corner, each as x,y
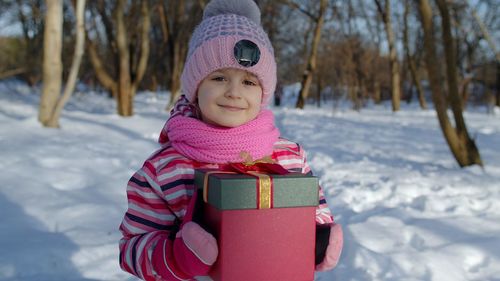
197,68 -> 262,128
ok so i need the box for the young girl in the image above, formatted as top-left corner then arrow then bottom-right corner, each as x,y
119,0 -> 342,280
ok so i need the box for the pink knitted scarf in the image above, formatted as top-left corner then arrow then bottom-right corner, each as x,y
159,97 -> 280,164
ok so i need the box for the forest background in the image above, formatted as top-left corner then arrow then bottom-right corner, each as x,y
0,0 -> 498,168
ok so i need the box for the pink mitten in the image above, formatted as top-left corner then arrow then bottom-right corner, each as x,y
316,223 -> 343,271
173,221 -> 219,276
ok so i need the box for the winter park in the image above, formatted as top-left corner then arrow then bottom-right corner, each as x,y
1,1 -> 499,281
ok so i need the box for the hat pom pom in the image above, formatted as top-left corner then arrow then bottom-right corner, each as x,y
203,0 -> 261,25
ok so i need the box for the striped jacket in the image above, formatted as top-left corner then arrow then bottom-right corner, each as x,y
119,138 -> 333,280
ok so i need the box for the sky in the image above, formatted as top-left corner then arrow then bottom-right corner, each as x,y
0,80 -> 499,281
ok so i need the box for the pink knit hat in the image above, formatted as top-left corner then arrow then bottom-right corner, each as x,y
181,0 -> 277,106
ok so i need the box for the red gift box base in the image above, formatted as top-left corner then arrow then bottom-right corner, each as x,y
204,204 -> 316,281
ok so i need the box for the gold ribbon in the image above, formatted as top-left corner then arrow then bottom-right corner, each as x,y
247,171 -> 272,209
202,170 -> 273,209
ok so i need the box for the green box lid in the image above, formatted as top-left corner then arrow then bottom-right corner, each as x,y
194,169 -> 319,210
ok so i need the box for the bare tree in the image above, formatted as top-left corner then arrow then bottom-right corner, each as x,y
86,0 -> 150,116
39,0 -> 63,125
39,0 -> 86,128
158,1 -> 204,109
374,0 -> 401,111
418,0 -> 482,167
403,0 -> 426,109
285,0 -> 327,109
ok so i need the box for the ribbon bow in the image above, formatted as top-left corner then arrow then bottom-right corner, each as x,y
223,151 -> 289,175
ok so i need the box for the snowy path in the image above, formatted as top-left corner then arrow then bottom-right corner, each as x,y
1,82 -> 499,281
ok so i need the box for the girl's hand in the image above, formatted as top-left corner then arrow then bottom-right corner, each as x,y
315,223 -> 343,272
174,221 -> 219,276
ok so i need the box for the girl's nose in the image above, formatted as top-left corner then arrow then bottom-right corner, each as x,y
224,81 -> 242,98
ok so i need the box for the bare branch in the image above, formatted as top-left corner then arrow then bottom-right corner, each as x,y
0,68 -> 25,80
373,0 -> 385,19
281,0 -> 317,20
132,0 -> 150,95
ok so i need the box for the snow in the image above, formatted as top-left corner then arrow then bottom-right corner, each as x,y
1,80 -> 499,281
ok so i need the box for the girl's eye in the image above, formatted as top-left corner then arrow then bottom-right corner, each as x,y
211,76 -> 225,82
244,80 -> 257,86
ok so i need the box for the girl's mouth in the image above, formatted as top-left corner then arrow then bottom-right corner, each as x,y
219,105 -> 245,111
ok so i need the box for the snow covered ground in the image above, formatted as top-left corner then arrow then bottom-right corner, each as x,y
1,80 -> 499,281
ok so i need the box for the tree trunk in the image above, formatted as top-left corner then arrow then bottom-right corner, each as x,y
496,63 -> 500,107
87,39 -> 118,98
168,40 -> 184,109
167,0 -> 185,108
403,0 -> 427,109
46,0 -> 86,128
436,0 -> 482,165
131,0 -> 150,97
39,0 -> 63,126
375,0 -> 401,111
115,0 -> 133,116
360,79 -> 368,107
296,0 -> 327,109
418,0 -> 482,167
460,75 -> 472,110
316,76 -> 322,108
373,81 -> 381,104
349,79 -> 361,111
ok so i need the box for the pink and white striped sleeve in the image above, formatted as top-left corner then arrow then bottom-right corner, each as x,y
300,148 -> 334,225
119,157 -> 194,281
